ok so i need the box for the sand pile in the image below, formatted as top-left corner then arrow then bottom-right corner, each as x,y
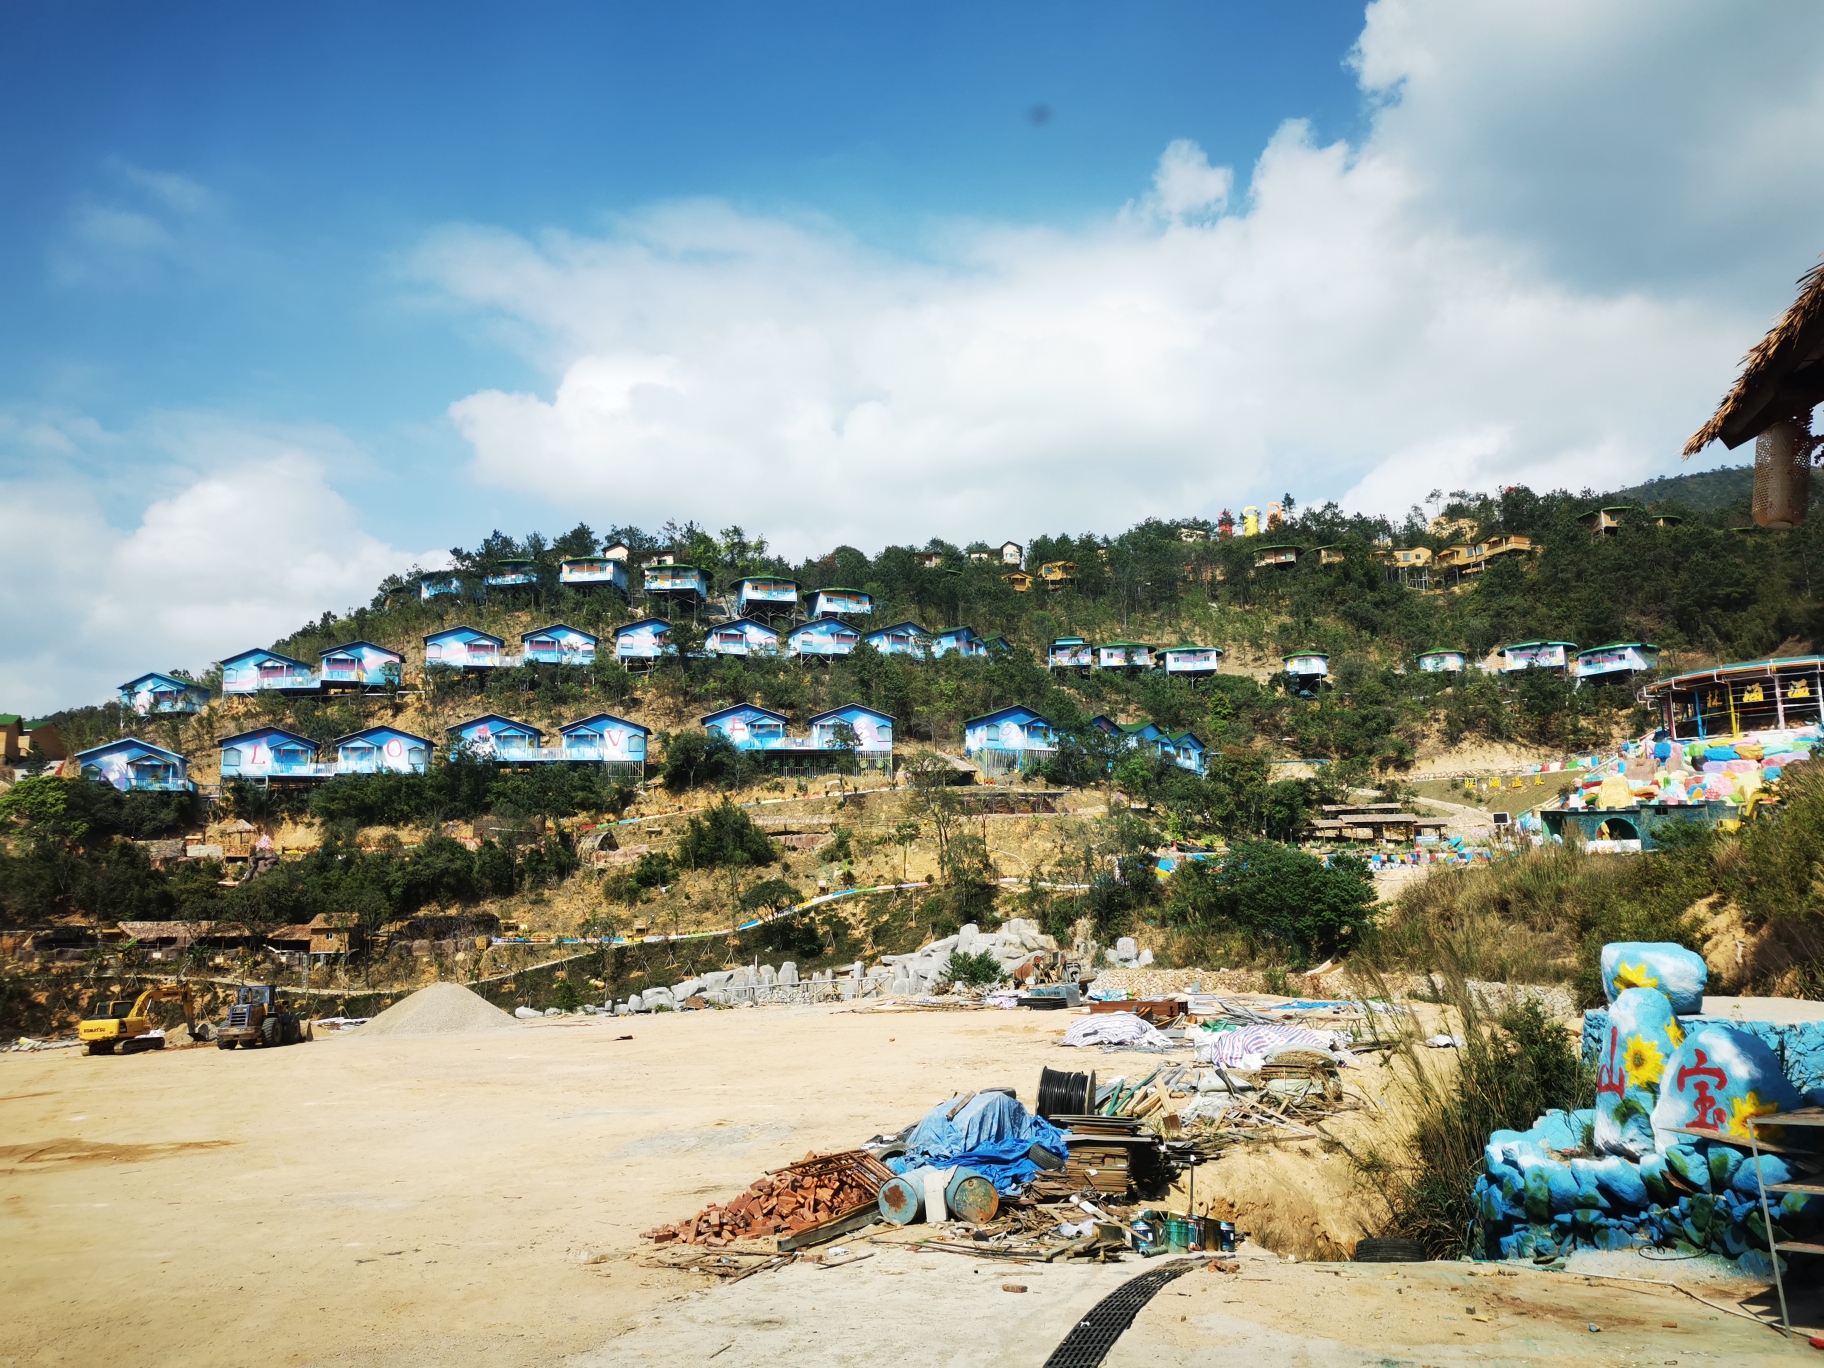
355,982 -> 518,1038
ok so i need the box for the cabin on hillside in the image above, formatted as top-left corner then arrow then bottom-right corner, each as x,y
1416,649 -> 1467,674
932,626 -> 987,659
810,704 -> 894,772
643,563 -> 709,606
1048,637 -> 1094,672
809,587 -> 872,619
520,624 -> 596,667
734,577 -> 801,620
1574,642 -> 1660,685
787,618 -> 860,659
218,727 -> 325,780
1283,652 -> 1330,696
220,648 -> 317,695
1160,731 -> 1208,776
701,704 -> 790,751
963,705 -> 1056,775
423,626 -> 505,671
1038,560 -> 1077,590
1002,570 -> 1034,593
615,618 -> 674,670
1160,645 -> 1223,678
333,727 -> 430,775
1495,641 -> 1575,673
318,641 -> 403,689
1253,544 -> 1301,570
1308,545 -> 1346,566
448,714 -> 544,759
75,738 -> 190,792
559,714 -> 649,773
1098,641 -> 1154,672
705,618 -> 780,657
119,672 -> 210,716
558,556 -> 629,593
865,621 -> 932,657
1579,506 -> 1636,536
419,575 -> 463,601
484,558 -> 538,588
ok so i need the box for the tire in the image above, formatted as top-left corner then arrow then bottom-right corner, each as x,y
1354,1237 -> 1431,1263
218,1039 -> 235,1050
280,1015 -> 300,1046
259,1017 -> 280,1048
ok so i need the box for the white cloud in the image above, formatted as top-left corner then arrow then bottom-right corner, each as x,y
420,1 -> 1823,555
0,419 -> 434,716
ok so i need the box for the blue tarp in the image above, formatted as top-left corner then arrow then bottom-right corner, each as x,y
888,1092 -> 1069,1194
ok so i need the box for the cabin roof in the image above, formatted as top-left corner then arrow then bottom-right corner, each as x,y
700,703 -> 789,726
332,726 -> 432,747
1172,731 -> 1206,748
447,714 -> 544,737
935,624 -> 979,638
559,712 -> 650,736
1103,640 -> 1152,649
788,617 -> 858,637
1254,544 -> 1303,553
1417,648 -> 1463,657
559,554 -> 612,563
520,623 -> 597,643
735,575 -> 799,587
76,736 -> 185,763
1578,641 -> 1658,654
319,639 -> 402,659
217,726 -> 316,748
120,670 -> 201,691
1050,636 -> 1090,646
868,620 -> 932,636
423,625 -> 505,646
711,616 -> 780,634
1164,643 -> 1223,653
1645,655 -> 1824,694
1501,640 -> 1577,651
614,617 -> 672,635
814,586 -> 867,595
1686,258 -> 1824,454
809,704 -> 894,725
220,647 -> 314,669
646,563 -> 704,574
1284,651 -> 1329,660
963,704 -> 1049,728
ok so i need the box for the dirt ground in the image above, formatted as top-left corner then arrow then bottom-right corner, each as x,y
0,1003 -> 1807,1366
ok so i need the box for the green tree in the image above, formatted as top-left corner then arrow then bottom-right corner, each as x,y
1167,841 -> 1377,962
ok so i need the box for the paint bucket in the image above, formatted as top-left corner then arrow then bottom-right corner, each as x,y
877,1175 -> 924,1225
1217,1221 -> 1237,1252
945,1168 -> 1000,1225
1166,1217 -> 1197,1253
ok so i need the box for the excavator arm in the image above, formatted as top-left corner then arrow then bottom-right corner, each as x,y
129,984 -> 198,1031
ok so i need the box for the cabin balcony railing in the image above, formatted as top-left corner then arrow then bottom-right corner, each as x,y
335,759 -> 428,776
224,672 -> 320,694
222,761 -> 337,780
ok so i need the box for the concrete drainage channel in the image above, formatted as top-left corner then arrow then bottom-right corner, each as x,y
1042,1261 -> 1198,1368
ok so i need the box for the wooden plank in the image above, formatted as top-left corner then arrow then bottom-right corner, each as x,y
1765,1183 -> 1824,1196
1774,1241 -> 1824,1255
1751,1108 -> 1824,1129
774,1204 -> 882,1252
1661,1125 -> 1809,1155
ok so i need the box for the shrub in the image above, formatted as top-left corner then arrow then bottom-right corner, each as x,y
676,799 -> 775,870
944,948 -> 1004,988
1165,841 -> 1377,963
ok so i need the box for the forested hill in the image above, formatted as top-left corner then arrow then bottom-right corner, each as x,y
39,465 -> 1824,779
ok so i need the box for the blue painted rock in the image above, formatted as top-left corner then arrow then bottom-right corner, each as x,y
1600,942 -> 1707,1015
1650,1024 -> 1806,1151
1594,987 -> 1684,1159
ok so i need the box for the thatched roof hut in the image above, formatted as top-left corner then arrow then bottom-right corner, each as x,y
1685,259 -> 1824,455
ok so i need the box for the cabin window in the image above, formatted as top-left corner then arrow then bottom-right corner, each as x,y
407,748 -> 426,766
221,747 -> 242,768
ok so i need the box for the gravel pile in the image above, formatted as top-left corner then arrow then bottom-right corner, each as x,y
355,982 -> 518,1038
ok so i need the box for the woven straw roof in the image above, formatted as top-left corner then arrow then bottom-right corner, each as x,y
1685,259 -> 1824,455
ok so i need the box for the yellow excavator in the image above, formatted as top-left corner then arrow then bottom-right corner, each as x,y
78,984 -> 197,1055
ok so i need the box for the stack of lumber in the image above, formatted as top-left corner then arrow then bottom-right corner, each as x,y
643,1150 -> 892,1247
1028,1116 -> 1148,1198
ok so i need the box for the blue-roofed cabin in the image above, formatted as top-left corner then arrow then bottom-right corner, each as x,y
420,575 -> 463,601
1097,641 -> 1154,671
734,577 -> 800,619
615,618 -> 674,670
221,648 -> 317,695
788,618 -> 860,659
810,587 -> 872,619
318,641 -> 403,689
520,624 -> 597,667
1575,642 -> 1660,683
334,726 -> 430,775
1160,731 -> 1208,775
484,558 -> 538,588
218,727 -> 327,780
705,618 -> 780,657
560,713 -> 649,772
932,625 -> 987,658
1284,652 -> 1330,678
643,563 -> 709,603
1496,641 -> 1575,673
1417,649 -> 1466,673
982,635 -> 1013,655
964,706 -> 1056,774
1161,645 -> 1224,678
448,714 -> 544,759
811,704 -> 894,753
559,557 -> 629,593
865,621 -> 932,657
76,738 -> 189,792
701,704 -> 790,750
424,626 -> 505,671
119,671 -> 210,716
1048,637 -> 1093,671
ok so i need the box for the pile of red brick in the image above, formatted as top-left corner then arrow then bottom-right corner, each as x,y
644,1155 -> 881,1246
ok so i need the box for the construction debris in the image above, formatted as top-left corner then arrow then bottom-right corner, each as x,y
643,1150 -> 894,1248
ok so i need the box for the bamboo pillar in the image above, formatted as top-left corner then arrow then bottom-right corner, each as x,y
1753,417 -> 1812,530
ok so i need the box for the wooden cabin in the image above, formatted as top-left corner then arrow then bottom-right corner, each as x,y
1038,560 -> 1077,590
734,576 -> 800,619
1495,640 -> 1575,673
704,618 -> 780,657
810,587 -> 872,618
218,727 -> 325,780
964,706 -> 1056,774
1048,637 -> 1093,671
423,626 -> 505,671
558,557 -> 630,593
308,913 -> 367,957
1416,649 -> 1466,674
447,715 -> 545,759
318,641 -> 403,689
1574,642 -> 1661,685
484,558 -> 538,587
119,671 -> 210,716
1307,545 -> 1345,566
913,551 -> 945,569
558,714 -> 649,772
643,563 -> 710,604
1578,506 -> 1635,535
787,618 -> 861,659
75,738 -> 189,792
1161,645 -> 1223,678
614,618 -> 674,670
333,727 -> 430,775
1482,534 -> 1540,564
1253,544 -> 1301,570
810,705 -> 894,771
700,704 -> 790,751
520,623 -> 597,667
220,648 -> 317,695
864,621 -> 933,657
932,626 -> 988,658
1002,570 -> 1034,593
1097,641 -> 1154,671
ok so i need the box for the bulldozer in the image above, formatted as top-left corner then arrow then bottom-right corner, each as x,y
78,984 -> 197,1055
215,983 -> 307,1049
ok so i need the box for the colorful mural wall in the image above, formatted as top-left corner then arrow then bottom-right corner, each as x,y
119,672 -> 210,716
335,727 -> 430,774
218,728 -> 326,779
1499,641 -> 1575,672
318,641 -> 403,687
1418,650 -> 1467,673
788,619 -> 861,658
221,649 -> 317,695
865,622 -> 932,656
424,627 -> 505,669
810,588 -> 872,618
75,738 -> 190,792
615,619 -> 674,663
559,557 -> 629,592
520,624 -> 597,666
705,620 -> 780,657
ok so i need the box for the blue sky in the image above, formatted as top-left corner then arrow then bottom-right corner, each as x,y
5,1 -> 1824,711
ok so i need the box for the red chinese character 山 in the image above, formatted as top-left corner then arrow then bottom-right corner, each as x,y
1595,1026 -> 1627,1100
1675,1048 -> 1729,1130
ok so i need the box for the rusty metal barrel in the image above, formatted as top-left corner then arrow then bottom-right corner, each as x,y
877,1173 -> 924,1224
945,1168 -> 1000,1224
